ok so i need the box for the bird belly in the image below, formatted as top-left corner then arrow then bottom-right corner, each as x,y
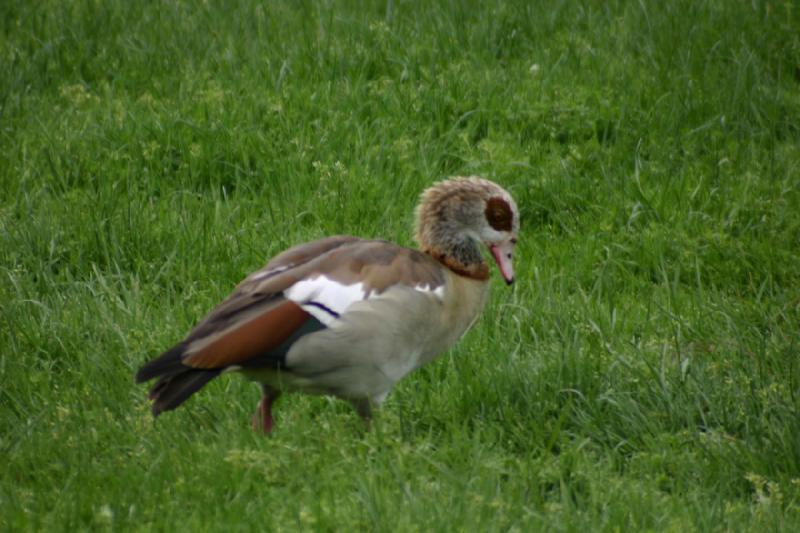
242,277 -> 486,404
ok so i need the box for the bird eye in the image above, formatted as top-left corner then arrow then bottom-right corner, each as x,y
510,238 -> 517,245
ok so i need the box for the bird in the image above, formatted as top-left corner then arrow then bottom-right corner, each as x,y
135,176 -> 519,433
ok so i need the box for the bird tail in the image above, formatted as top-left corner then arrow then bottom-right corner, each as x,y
136,344 -> 220,416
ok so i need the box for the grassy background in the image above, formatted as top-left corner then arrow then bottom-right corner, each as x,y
2,0 -> 799,530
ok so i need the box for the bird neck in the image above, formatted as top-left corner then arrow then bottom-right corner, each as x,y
420,232 -> 489,281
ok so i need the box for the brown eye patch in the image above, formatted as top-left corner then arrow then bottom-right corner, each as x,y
485,197 -> 513,232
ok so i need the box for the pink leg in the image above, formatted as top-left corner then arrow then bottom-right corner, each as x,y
252,389 -> 280,434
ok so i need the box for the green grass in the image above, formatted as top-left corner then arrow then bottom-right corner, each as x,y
2,0 -> 799,530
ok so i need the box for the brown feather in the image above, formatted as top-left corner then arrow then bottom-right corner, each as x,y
185,236 -> 361,341
250,240 -> 446,297
183,300 -> 311,369
430,251 -> 490,281
260,235 -> 361,273
315,242 -> 446,294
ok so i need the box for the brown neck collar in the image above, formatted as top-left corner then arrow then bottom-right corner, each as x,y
424,248 -> 489,281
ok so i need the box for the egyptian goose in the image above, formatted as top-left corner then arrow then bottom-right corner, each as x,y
136,176 -> 519,432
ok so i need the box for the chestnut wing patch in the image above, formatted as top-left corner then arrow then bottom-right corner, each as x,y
182,300 -> 311,369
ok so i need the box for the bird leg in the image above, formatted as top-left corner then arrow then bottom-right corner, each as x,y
350,398 -> 373,430
252,387 -> 281,434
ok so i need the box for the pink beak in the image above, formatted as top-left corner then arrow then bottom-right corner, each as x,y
489,241 -> 515,285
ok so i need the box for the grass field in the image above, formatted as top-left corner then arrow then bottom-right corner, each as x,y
2,0 -> 800,530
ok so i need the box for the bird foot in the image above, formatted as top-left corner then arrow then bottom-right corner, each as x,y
350,398 -> 373,430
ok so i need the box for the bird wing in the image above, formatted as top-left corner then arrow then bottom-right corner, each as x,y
281,239 -> 447,325
139,236 -> 448,377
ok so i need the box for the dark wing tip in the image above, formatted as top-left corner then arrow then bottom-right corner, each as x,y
145,369 -> 221,416
135,343 -> 187,384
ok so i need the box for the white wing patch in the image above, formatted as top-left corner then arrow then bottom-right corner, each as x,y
285,277 -> 367,325
285,276 -> 446,326
416,284 -> 445,301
